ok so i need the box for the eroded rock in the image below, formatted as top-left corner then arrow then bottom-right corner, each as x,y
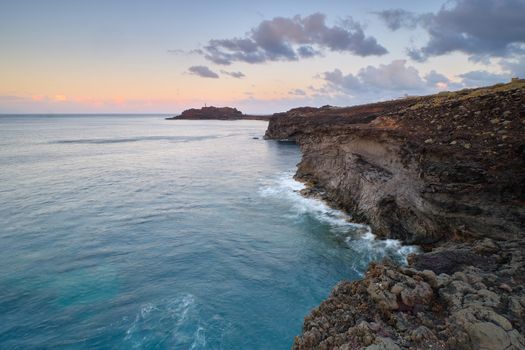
281,81 -> 525,350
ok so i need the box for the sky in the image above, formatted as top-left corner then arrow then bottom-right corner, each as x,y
1,0 -> 524,114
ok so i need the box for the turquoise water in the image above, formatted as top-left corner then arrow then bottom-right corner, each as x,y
0,116 -> 415,349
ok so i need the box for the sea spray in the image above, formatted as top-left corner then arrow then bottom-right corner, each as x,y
259,171 -> 419,271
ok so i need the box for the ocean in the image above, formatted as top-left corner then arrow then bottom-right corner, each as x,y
0,115 -> 416,349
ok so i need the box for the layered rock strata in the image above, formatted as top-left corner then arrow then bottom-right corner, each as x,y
265,81 -> 525,349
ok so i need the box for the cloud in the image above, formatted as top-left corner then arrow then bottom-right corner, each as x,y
319,59 -> 513,105
289,88 -> 307,96
220,70 -> 245,79
323,60 -> 427,94
374,9 -> 418,31
188,65 -> 219,79
386,0 -> 525,61
500,55 -> 525,77
458,70 -> 511,87
200,13 -> 387,65
376,1 -> 525,61
425,70 -> 458,90
425,70 -> 449,85
297,45 -> 320,58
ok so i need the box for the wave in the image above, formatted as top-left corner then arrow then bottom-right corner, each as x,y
259,172 -> 364,230
259,171 -> 419,267
123,294 -> 207,349
49,134 -> 239,145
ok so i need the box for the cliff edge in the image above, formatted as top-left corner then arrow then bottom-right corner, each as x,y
265,81 -> 525,349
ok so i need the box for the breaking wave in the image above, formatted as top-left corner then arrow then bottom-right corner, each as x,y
259,171 -> 419,269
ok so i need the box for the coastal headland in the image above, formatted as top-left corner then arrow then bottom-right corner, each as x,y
263,80 -> 525,349
166,106 -> 272,121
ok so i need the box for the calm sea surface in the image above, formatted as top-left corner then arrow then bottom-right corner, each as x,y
0,115 -> 415,349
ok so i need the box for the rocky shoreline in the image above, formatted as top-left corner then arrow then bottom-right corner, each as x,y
265,81 -> 525,349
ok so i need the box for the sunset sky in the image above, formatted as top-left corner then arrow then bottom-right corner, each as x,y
1,0 -> 524,114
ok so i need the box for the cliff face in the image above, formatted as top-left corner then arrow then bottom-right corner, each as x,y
166,106 -> 272,121
265,81 -> 525,349
266,83 -> 525,245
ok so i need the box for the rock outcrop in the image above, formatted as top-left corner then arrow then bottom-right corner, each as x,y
293,238 -> 525,350
266,82 -> 525,245
166,106 -> 272,121
264,80 -> 525,349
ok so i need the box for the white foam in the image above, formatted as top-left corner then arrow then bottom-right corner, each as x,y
124,294 -> 207,349
259,171 -> 367,230
190,326 -> 206,350
259,171 -> 419,265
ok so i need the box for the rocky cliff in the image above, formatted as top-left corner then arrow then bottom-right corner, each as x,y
166,106 -> 272,121
265,81 -> 525,349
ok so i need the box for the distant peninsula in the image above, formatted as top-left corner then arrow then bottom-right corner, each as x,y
166,106 -> 272,121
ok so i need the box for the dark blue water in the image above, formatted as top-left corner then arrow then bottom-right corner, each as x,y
0,116 -> 416,349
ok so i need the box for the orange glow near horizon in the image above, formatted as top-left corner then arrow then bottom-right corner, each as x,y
0,64 -> 316,113
0,1 -> 514,115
